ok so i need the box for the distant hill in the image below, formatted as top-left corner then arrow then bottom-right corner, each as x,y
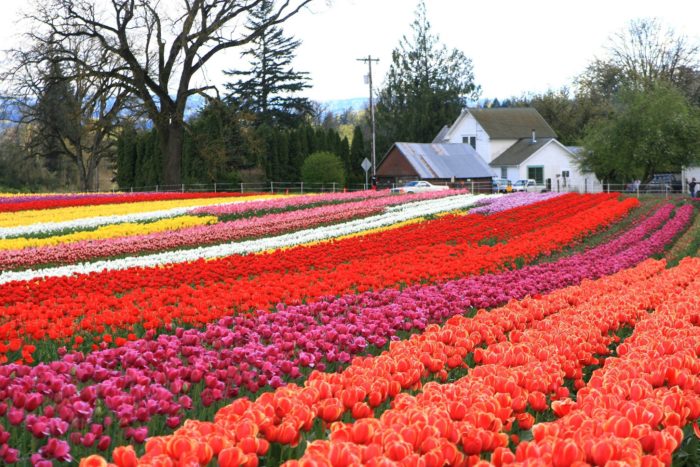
322,98 -> 368,115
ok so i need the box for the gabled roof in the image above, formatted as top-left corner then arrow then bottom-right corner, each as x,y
383,143 -> 494,179
432,125 -> 450,143
469,108 -> 557,139
490,138 -> 573,167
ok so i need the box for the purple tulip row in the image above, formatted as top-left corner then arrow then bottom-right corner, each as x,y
470,192 -> 563,214
0,202 -> 690,463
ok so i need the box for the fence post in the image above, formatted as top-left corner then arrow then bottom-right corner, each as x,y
156,185 -> 159,192
181,184 -> 185,193
214,183 -> 217,193
300,182 -> 304,194
271,181 -> 274,194
470,181 -> 474,193
332,182 -> 336,193
240,183 -> 243,193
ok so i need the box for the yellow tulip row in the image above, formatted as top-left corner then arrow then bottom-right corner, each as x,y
0,215 -> 219,250
0,195 -> 277,227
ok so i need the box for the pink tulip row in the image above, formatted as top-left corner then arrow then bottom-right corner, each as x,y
190,189 -> 394,216
0,192 -> 465,269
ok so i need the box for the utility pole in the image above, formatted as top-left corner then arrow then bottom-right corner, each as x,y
357,55 -> 379,184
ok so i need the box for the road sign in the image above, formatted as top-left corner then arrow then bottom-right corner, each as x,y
361,158 -> 372,189
361,158 -> 372,172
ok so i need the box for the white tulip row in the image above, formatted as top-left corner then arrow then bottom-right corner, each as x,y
0,193 -> 486,284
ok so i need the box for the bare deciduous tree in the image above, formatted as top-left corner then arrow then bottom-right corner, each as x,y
25,0 -> 313,186
579,18 -> 700,102
607,18 -> 699,87
2,35 -> 130,191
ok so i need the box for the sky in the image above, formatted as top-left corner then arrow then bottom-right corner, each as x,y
1,0 -> 699,104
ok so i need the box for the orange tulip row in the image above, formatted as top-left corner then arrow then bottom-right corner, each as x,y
81,257 -> 692,466
505,256 -> 700,466
284,258 -> 697,467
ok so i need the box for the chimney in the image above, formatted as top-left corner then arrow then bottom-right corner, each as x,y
531,129 -> 536,144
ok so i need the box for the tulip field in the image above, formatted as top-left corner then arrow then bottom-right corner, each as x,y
0,189 -> 699,466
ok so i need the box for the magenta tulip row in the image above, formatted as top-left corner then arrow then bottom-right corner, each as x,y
0,203 -> 689,462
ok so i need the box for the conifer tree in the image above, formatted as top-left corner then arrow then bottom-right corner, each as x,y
349,126 -> 366,183
375,0 -> 480,152
225,0 -> 312,127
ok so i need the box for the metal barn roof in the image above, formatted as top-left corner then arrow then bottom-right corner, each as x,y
390,143 -> 494,179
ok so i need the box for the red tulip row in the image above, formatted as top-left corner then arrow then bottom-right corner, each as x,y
81,256 -> 690,466
0,195 -> 635,354
505,256 -> 700,466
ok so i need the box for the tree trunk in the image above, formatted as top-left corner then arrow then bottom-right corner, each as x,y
86,157 -> 99,192
162,120 -> 184,186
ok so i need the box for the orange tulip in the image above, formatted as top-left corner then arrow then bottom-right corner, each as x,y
527,391 -> 548,412
112,446 -> 138,467
218,447 -> 246,467
351,401 -> 372,420
552,439 -> 583,467
385,440 -> 413,461
166,436 -> 196,459
591,439 -> 617,465
145,438 -> 168,457
79,455 -> 108,467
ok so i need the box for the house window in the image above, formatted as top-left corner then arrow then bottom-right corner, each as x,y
462,136 -> 476,149
527,166 -> 544,184
500,167 -> 507,179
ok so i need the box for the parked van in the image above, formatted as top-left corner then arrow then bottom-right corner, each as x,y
512,179 -> 537,192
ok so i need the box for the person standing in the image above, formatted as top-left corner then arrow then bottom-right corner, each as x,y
688,178 -> 697,197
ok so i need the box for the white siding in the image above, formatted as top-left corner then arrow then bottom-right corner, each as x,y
506,167 -> 519,182
490,139 -> 518,162
518,142 -> 603,193
441,112 -> 519,165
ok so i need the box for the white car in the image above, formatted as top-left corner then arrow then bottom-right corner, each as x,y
512,179 -> 538,192
393,180 -> 450,194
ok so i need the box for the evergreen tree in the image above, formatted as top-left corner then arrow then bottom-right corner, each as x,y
224,0 -> 312,127
338,136 -> 351,183
34,58 -> 79,176
375,0 -> 480,152
116,124 -> 138,188
349,126 -> 367,183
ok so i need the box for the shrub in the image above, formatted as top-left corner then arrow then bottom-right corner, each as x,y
301,151 -> 346,186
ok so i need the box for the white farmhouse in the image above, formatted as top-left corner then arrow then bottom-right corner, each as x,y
434,108 -> 602,192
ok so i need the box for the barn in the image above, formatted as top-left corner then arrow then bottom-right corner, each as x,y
376,142 -> 494,191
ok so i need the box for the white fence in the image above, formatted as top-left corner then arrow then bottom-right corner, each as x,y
104,180 -> 693,197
